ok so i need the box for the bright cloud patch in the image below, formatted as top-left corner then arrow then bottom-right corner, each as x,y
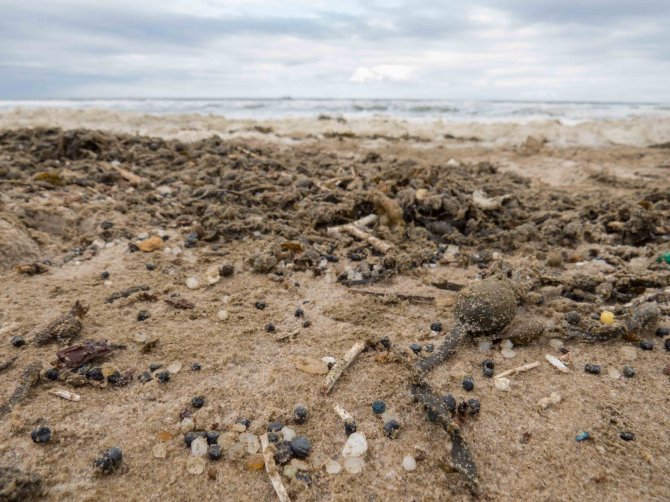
350,65 -> 414,83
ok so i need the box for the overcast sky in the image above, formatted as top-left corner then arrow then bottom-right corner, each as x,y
1,0 -> 669,101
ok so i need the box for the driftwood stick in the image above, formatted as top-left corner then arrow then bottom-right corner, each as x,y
493,361 -> 540,379
327,214 -> 377,237
321,341 -> 366,395
260,434 -> 291,502
0,356 -> 18,374
0,361 -> 41,418
348,289 -> 435,304
326,214 -> 393,253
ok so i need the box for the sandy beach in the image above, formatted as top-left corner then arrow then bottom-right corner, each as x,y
1,109 -> 669,501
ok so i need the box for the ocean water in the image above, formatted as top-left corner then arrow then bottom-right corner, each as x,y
1,98 -> 669,124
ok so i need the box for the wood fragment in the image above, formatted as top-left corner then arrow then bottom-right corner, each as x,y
0,357 -> 18,374
0,361 -> 42,418
494,361 -> 541,379
333,404 -> 354,422
32,301 -> 88,346
274,329 -> 300,343
109,163 -> 143,185
326,214 -> 393,253
348,289 -> 435,304
105,285 -> 150,304
49,388 -> 81,401
321,341 -> 366,395
415,326 -> 465,373
260,434 -> 291,502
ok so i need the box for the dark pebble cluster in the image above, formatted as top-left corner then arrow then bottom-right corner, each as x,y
94,447 -> 123,474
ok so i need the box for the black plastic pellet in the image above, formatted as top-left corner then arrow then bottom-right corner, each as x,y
191,363 -> 202,371
86,367 -> 105,381
584,364 -> 601,375
425,343 -> 434,353
468,398 -> 481,415
639,340 -> 654,351
564,311 -> 581,325
295,471 -> 312,485
219,263 -> 234,277
137,310 -> 150,321
94,447 -> 123,473
107,371 -> 121,385
31,426 -> 52,444
290,437 -> 312,458
192,396 -> 205,408
146,263 -> 156,271
655,326 -> 669,338
457,401 -> 469,415
273,441 -> 293,464
294,405 -> 308,424
372,400 -> 386,414
383,420 -> 400,439
430,321 -> 443,332
149,363 -> 163,372
344,420 -> 357,435
267,421 -> 283,433
10,336 -> 26,348
100,271 -> 110,280
268,432 -> 281,443
379,337 -> 391,350
443,394 -> 457,413
255,300 -> 266,310
45,368 -> 59,381
156,371 -> 170,383
206,431 -> 220,445
665,339 -> 670,352
295,307 -> 304,318
265,323 -> 275,333
619,431 -> 635,441
409,343 -> 422,354
623,366 -> 636,378
208,444 -> 222,460
138,372 -> 152,383
302,320 -> 311,328
462,377 -> 474,392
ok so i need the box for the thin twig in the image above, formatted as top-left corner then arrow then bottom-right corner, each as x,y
493,361 -> 541,379
260,434 -> 291,502
0,356 -> 18,374
321,341 -> 366,395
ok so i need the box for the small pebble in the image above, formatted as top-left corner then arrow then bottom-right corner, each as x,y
620,346 -> 637,360
623,366 -> 636,378
639,340 -> 654,351
383,420 -> 400,439
325,459 -> 342,474
186,277 -> 200,290
467,398 -> 481,415
501,348 -> 516,359
430,321 -> 443,333
255,300 -> 266,310
217,309 -> 229,321
584,364 -> 601,375
219,263 -> 234,277
478,340 -> 492,352
30,426 -> 52,444
10,335 -> 26,348
100,271 -> 110,280
156,371 -> 170,383
208,444 -> 222,460
443,394 -> 456,412
495,377 -> 510,391
302,320 -> 311,328
138,371 -> 152,383
575,431 -> 591,442
290,437 -> 311,459
94,447 -> 123,473
608,367 -> 621,380
237,418 -> 251,430
402,455 -> 417,472
265,323 -> 275,333
457,401 -> 469,415
187,456 -> 206,475
482,359 -> 494,378
268,432 -> 280,443
293,405 -> 308,424
342,432 -> 367,457
462,377 -> 474,392
86,367 -> 104,381
655,326 -> 669,337
409,343 -> 421,354
191,396 -> 205,408
45,368 -> 59,381
501,339 -> 514,350
619,431 -> 635,441
273,441 -> 293,464
191,436 -> 209,457
149,363 -> 163,372
240,433 -> 261,454
281,427 -> 296,442
549,338 -> 564,350
152,443 -> 167,459
146,263 -> 156,271
191,362 -> 201,371
344,419 -> 357,436
137,310 -> 150,321
295,307 -> 304,318
342,456 -> 364,474
372,400 -> 386,414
